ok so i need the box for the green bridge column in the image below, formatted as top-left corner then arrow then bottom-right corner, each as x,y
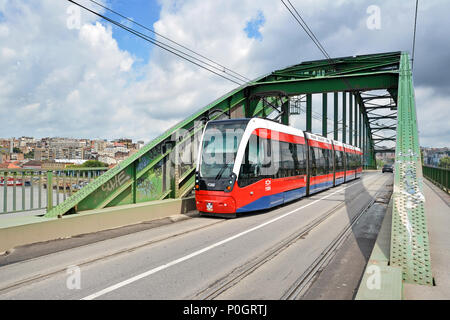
334,92 -> 338,140
322,93 -> 327,137
245,97 -> 259,118
362,120 -> 366,168
359,109 -> 362,148
349,93 -> 353,145
371,143 -> 376,169
281,99 -> 290,125
342,92 -> 347,143
354,95 -> 358,147
363,122 -> 366,167
306,93 -> 312,132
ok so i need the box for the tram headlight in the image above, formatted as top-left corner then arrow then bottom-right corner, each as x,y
224,172 -> 237,193
195,171 -> 200,190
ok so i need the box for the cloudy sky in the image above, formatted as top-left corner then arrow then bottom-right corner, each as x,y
0,0 -> 448,147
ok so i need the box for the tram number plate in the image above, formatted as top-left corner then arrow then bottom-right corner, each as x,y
206,202 -> 213,212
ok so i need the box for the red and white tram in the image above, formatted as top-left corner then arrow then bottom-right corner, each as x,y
195,118 -> 362,217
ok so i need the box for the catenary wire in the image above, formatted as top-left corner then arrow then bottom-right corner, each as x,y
411,0 -> 419,71
67,0 -> 246,85
87,0 -> 251,83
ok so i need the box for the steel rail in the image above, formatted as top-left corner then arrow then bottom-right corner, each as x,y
190,173 -> 384,300
282,191 -> 381,299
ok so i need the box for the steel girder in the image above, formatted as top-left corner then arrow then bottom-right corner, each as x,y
389,53 -> 432,285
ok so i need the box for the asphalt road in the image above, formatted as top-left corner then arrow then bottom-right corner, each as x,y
0,171 -> 393,300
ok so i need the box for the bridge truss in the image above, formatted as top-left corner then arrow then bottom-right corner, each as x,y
45,51 -> 431,286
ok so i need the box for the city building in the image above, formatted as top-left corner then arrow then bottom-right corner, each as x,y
0,136 -> 143,166
422,147 -> 450,166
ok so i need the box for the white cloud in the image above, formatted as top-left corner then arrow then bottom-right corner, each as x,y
0,24 -> 9,37
0,0 -> 448,149
415,86 -> 450,148
1,47 -> 14,59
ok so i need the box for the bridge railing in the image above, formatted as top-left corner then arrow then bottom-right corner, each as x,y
423,165 -> 449,193
1,168 -> 108,215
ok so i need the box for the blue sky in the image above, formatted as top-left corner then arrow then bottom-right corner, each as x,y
97,1 -> 265,66
104,0 -> 161,67
244,10 -> 265,41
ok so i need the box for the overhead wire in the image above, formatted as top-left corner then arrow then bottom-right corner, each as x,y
411,0 -> 419,71
87,0 -> 252,83
67,0 -> 247,86
279,0 -> 335,64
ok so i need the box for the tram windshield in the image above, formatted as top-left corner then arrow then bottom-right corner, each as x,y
199,120 -> 248,179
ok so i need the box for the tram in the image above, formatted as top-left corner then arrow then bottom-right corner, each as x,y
195,118 -> 362,217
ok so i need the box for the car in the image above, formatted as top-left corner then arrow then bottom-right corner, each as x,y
382,164 -> 393,173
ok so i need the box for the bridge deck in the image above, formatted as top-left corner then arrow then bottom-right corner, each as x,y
0,172 -> 392,300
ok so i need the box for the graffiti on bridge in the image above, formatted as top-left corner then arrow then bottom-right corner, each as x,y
101,170 -> 131,192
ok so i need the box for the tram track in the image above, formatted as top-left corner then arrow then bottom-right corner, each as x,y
190,173 -> 385,300
0,217 -> 227,295
281,192 -> 379,299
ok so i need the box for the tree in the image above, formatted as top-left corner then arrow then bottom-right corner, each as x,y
24,151 -> 34,159
67,160 -> 108,168
81,160 -> 108,168
438,156 -> 450,169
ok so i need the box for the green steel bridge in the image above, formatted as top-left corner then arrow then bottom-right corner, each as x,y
1,51 -> 438,298
46,51 -> 404,218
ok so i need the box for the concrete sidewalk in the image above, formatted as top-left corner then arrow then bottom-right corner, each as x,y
403,179 -> 450,299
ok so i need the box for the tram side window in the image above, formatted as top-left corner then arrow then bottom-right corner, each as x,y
238,135 -> 264,187
309,146 -> 327,176
296,143 -> 307,176
313,147 -> 320,175
290,143 -> 299,176
317,147 -> 325,175
335,151 -> 344,171
348,153 -> 352,170
309,146 -> 317,177
347,152 -> 351,171
280,141 -> 295,178
322,148 -> 330,175
350,153 -> 355,170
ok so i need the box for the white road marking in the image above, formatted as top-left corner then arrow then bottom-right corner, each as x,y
82,174 -> 379,300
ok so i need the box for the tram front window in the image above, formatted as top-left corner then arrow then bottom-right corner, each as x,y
199,121 -> 247,179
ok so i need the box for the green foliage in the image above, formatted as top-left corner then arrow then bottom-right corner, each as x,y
376,159 -> 385,169
24,151 -> 34,159
438,156 -> 450,169
13,147 -> 21,153
81,160 -> 108,167
67,160 -> 108,168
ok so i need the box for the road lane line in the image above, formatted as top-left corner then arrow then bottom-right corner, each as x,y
82,174 -> 380,300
